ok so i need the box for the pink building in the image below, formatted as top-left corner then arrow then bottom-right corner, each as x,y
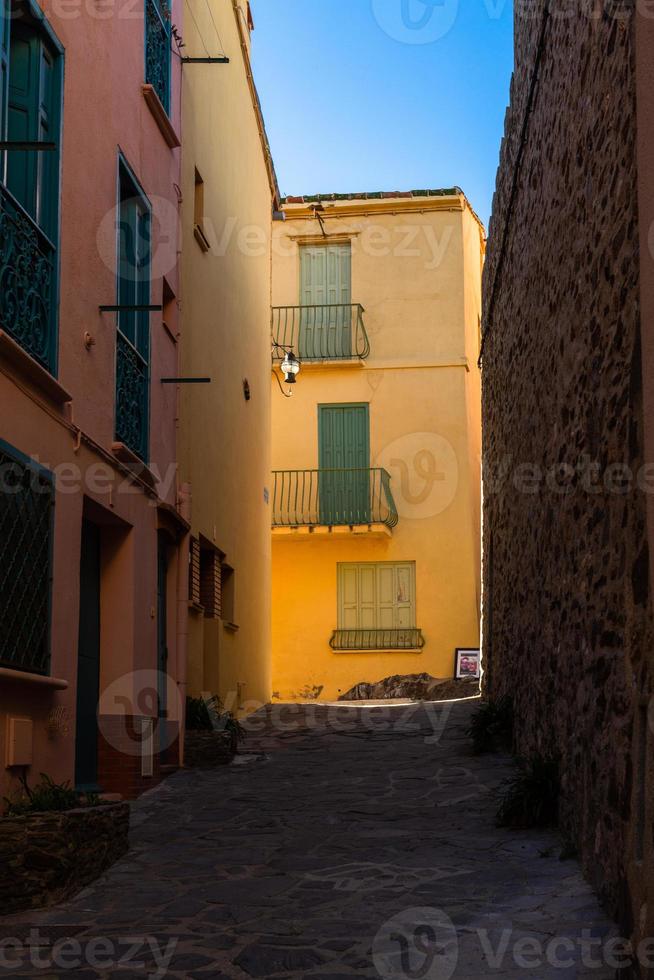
0,0 -> 188,798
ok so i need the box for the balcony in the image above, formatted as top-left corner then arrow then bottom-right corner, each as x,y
115,331 -> 149,462
330,629 -> 425,652
145,0 -> 171,115
272,468 -> 398,537
0,185 -> 57,374
271,304 -> 370,361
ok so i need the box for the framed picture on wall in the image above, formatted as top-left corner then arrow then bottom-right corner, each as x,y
455,648 -> 481,680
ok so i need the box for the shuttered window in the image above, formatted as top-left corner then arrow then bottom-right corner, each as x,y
115,158 -> 151,461
338,562 -> 416,630
189,537 -> 201,606
200,548 -> 222,620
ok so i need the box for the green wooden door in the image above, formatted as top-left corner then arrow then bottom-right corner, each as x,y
319,403 -> 369,524
75,520 -> 101,791
300,244 -> 352,358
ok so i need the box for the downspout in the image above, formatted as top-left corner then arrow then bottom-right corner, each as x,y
176,481 -> 192,764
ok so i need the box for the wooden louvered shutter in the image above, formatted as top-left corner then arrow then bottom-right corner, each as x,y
189,537 -> 201,606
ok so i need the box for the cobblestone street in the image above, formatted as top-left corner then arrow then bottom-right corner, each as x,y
2,700 -> 616,979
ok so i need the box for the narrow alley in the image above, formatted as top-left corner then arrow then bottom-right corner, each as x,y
2,700 -> 615,979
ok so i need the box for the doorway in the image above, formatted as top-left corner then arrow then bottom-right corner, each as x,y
318,403 -> 370,524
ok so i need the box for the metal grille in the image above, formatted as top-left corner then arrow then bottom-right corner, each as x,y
272,304 -> 370,361
330,629 -> 425,651
145,0 -> 171,114
0,185 -> 57,372
0,445 -> 53,674
115,331 -> 149,460
272,468 -> 398,530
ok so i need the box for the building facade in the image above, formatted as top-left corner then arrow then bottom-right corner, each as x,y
0,0 -> 187,799
180,0 -> 277,714
482,2 -> 653,965
271,191 -> 484,702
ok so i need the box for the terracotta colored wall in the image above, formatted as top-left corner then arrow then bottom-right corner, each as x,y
0,0 -> 186,800
482,0 -> 653,963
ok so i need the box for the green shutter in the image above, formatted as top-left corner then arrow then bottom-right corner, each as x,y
377,565 -> 395,629
5,23 -> 60,239
394,564 -> 415,628
299,244 -> 352,358
337,563 -> 417,631
340,565 -> 359,630
37,43 -> 58,239
118,171 -> 150,356
115,160 -> 151,461
0,0 -> 8,143
6,26 -> 39,217
319,404 -> 370,524
359,565 -> 377,629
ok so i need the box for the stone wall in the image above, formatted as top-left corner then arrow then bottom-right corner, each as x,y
0,803 -> 129,915
482,0 -> 654,965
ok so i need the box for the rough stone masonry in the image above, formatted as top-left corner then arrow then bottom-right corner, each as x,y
481,0 -> 654,970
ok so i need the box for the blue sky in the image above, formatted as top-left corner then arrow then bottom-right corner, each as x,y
251,0 -> 514,228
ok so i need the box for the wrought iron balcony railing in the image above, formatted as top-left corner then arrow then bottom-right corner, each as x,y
330,629 -> 425,651
115,331 -> 149,461
272,468 -> 398,530
0,185 -> 57,373
145,0 -> 171,114
272,304 -> 370,361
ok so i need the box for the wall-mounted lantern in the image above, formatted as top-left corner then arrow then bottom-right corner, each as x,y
272,342 -> 301,398
281,350 -> 300,384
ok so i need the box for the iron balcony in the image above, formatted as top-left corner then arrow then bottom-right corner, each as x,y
271,304 -> 370,361
330,628 -> 425,652
271,468 -> 398,531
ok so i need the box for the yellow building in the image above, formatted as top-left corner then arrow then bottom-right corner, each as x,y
271,190 -> 484,701
180,0 -> 278,713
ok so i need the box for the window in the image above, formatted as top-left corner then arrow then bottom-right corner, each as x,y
189,537 -> 201,606
0,0 -> 62,373
145,0 -> 171,114
199,545 -> 221,620
299,243 -> 353,359
332,562 -> 423,651
0,440 -> 54,675
191,540 -> 236,625
193,167 -> 210,252
221,563 -> 235,624
115,157 -> 151,461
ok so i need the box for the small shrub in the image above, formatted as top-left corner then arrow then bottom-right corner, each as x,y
467,695 -> 514,754
186,694 -> 221,731
185,694 -> 247,752
496,756 -> 560,829
3,773 -> 100,817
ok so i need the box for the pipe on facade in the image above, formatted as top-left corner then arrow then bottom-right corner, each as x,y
175,481 -> 192,765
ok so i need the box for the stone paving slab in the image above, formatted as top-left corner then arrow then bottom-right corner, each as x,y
0,700 -> 617,978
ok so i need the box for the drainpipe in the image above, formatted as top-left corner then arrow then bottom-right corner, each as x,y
176,482 -> 192,765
